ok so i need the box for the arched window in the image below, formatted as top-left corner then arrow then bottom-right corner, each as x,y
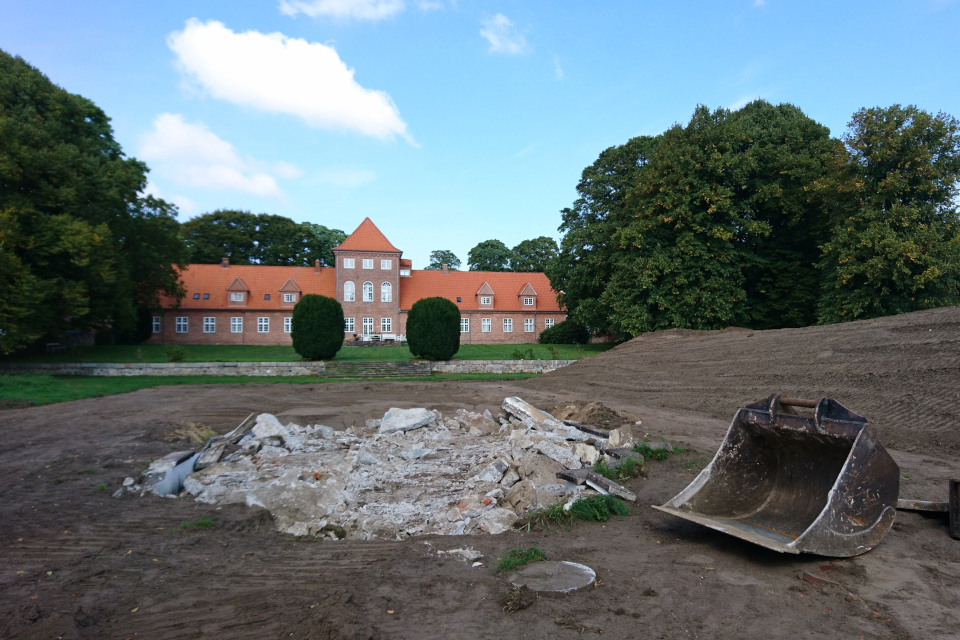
343,281 -> 355,302
381,281 -> 392,302
362,281 -> 374,302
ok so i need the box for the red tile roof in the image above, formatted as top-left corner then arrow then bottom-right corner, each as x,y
334,217 -> 401,253
164,264 -> 336,310
399,271 -> 562,312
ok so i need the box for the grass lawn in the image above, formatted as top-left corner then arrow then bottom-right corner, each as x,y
0,372 -> 542,407
3,343 -> 614,364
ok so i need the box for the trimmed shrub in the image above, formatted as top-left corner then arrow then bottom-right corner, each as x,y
406,296 -> 461,360
291,294 -> 344,360
538,320 -> 590,344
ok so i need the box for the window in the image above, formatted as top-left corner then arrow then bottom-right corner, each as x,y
193,293 -> 200,299
381,317 -> 392,333
503,318 -> 513,332
456,297 -> 462,302
175,317 -> 188,333
480,296 -> 491,305
523,297 -> 534,306
343,258 -> 355,269
344,281 -> 355,302
460,318 -> 470,333
203,293 -> 209,299
231,317 -> 243,333
231,292 -> 244,302
257,317 -> 269,333
545,318 -> 555,329
203,317 -> 216,333
524,318 -> 534,332
362,259 -> 373,269
400,269 -> 411,277
264,294 -> 270,300
283,317 -> 292,333
344,317 -> 355,333
362,281 -> 374,302
381,281 -> 392,302
362,317 -> 374,335
381,259 -> 392,270
283,293 -> 296,303
152,316 -> 161,333
481,318 -> 491,333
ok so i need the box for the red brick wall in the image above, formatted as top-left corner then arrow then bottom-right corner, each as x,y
334,249 -> 401,338
146,310 -> 295,346
397,311 -> 566,345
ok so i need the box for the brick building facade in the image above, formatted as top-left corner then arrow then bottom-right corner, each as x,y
149,218 -> 566,346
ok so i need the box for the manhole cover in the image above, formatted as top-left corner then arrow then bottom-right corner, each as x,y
506,561 -> 596,594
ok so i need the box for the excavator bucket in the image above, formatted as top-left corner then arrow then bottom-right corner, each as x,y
653,395 -> 899,557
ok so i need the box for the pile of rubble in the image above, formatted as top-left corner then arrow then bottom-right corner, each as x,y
132,397 -> 641,541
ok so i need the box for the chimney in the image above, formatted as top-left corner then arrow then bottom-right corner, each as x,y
220,257 -> 229,268
441,263 -> 449,275
314,259 -> 321,273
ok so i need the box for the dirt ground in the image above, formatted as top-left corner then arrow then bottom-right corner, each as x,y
2,308 -> 959,639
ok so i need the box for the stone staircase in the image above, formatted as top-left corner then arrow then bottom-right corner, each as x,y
321,361 -> 431,378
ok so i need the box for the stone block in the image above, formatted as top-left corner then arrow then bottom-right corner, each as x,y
379,408 -> 436,434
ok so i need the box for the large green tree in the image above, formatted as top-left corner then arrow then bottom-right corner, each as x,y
0,50 -> 187,354
511,236 -> 558,272
467,239 -> 512,271
181,210 -> 345,267
425,249 -> 461,270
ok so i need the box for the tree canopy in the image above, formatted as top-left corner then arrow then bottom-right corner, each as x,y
511,236 -> 558,272
467,239 -> 512,271
425,249 -> 461,270
0,50 -> 188,354
181,210 -> 345,267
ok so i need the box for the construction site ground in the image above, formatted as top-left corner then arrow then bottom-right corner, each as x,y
2,306 -> 959,639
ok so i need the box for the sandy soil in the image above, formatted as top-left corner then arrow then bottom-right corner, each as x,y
2,308 -> 959,639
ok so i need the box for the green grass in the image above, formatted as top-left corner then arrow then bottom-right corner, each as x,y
0,372 -> 541,407
527,495 -> 630,530
175,515 -> 214,531
632,442 -> 686,462
592,456 -> 643,482
496,547 -> 547,573
3,343 -> 614,364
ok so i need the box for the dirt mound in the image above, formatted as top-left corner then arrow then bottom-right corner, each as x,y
527,306 -> 960,454
546,400 -> 641,430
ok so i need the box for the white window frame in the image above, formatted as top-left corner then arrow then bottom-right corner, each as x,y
362,259 -> 373,269
545,318 -> 555,329
362,317 -> 374,335
230,292 -> 244,302
481,318 -> 491,333
231,317 -> 243,333
460,318 -> 470,333
283,293 -> 296,303
152,316 -> 161,333
203,317 -> 216,333
480,296 -> 491,305
523,297 -> 534,306
400,269 -> 411,277
381,259 -> 392,270
381,281 -> 392,302
381,317 -> 392,333
344,317 -> 355,333
257,317 -> 269,333
362,281 -> 374,302
283,317 -> 292,333
344,281 -> 355,302
524,318 -> 534,332
175,317 -> 188,333
343,258 -> 355,269
503,318 -> 513,332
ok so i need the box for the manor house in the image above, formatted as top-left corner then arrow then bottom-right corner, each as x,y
149,218 -> 566,346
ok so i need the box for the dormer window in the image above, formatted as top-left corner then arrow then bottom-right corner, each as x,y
231,292 -> 244,302
284,293 -> 296,303
523,297 -> 534,306
400,269 -> 411,277
480,296 -> 491,305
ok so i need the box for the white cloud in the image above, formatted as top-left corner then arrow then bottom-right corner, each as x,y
279,0 -> 405,20
140,113 -> 299,198
140,181 -> 198,216
167,19 -> 412,141
553,56 -> 563,80
316,169 -> 376,186
480,14 -> 528,55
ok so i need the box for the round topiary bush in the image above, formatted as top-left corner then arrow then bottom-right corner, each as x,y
406,296 -> 461,360
538,319 -> 590,344
291,294 -> 344,360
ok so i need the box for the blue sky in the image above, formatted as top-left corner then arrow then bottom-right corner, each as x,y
3,0 -> 959,269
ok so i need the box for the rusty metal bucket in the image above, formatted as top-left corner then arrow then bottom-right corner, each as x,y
653,395 -> 899,557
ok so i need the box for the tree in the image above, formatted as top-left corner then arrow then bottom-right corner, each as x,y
291,294 -> 344,360
817,105 -> 960,323
0,50 -> 187,354
537,320 -> 590,344
511,236 -> 558,272
425,250 -> 461,270
405,297 -> 461,360
467,239 -> 512,271
181,211 -> 345,266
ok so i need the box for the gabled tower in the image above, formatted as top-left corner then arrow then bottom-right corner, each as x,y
332,218 -> 403,337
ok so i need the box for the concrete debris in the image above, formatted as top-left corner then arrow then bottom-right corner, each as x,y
161,397 -> 633,540
438,547 -> 483,562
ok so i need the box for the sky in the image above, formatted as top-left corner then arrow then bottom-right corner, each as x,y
2,0 -> 959,269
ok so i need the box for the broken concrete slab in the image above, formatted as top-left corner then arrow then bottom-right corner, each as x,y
555,468 -> 637,502
502,397 -> 557,425
478,508 -> 519,534
456,409 -> 498,435
534,441 -> 582,470
379,407 -> 436,434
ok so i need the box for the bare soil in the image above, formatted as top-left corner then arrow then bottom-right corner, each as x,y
2,308 -> 959,639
